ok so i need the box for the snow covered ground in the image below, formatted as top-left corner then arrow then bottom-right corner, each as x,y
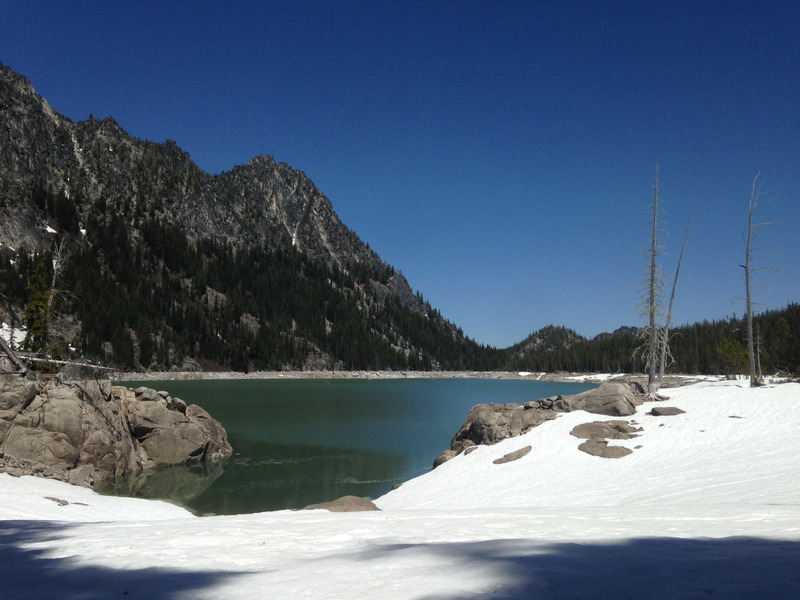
1,379 -> 799,599
0,321 -> 25,349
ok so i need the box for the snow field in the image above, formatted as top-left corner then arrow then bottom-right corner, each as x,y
1,379 -> 798,599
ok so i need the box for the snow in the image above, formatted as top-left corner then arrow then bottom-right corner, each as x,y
1,322 -> 26,348
1,379 -> 799,599
565,372 -> 627,382
45,225 -> 57,234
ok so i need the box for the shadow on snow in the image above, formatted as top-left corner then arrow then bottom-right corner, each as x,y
0,520 -> 246,600
357,535 -> 800,600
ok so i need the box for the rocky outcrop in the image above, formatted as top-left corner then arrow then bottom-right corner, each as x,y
577,439 -> 633,459
492,446 -> 532,465
570,419 -> 641,459
551,382 -> 643,416
448,402 -> 557,456
0,374 -> 232,487
570,420 -> 641,440
435,382 -> 646,467
649,406 -> 686,416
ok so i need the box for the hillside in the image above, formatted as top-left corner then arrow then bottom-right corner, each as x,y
507,306 -> 800,377
1,62 -> 797,376
0,62 -> 499,372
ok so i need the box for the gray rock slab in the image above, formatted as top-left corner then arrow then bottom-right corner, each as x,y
304,495 -> 380,512
493,445 -> 532,465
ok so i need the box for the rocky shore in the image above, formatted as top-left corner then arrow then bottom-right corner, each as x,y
114,369 -> 713,387
0,373 -> 233,488
433,381 -> 649,467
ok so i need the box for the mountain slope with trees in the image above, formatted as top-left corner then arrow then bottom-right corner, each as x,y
0,62 -> 499,372
0,63 -> 796,376
506,305 -> 799,377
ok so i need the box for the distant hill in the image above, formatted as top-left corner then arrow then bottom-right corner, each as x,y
505,306 -> 799,377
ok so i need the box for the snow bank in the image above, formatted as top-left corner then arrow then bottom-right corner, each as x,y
1,379 -> 798,599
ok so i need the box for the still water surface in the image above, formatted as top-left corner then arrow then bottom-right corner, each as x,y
112,378 -> 595,514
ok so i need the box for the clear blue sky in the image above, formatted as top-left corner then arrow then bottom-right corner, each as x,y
2,1 -> 798,348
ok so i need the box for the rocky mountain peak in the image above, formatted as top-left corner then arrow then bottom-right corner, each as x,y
0,62 -> 472,372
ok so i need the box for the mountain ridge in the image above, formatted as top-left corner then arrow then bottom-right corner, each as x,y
1,62 -> 489,371
2,63 -> 798,376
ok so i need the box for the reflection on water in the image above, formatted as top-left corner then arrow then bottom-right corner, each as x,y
97,460 -> 225,508
113,378 -> 596,515
183,439 -> 406,515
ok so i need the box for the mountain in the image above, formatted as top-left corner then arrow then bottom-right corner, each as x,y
0,62 -> 499,372
2,63 -> 797,376
509,325 -> 586,358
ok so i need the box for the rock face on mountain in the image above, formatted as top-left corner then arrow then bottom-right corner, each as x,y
0,374 -> 232,487
0,61 -> 476,373
435,382 -> 645,467
0,63 -> 367,270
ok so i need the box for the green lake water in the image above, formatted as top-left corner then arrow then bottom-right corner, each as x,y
111,378 -> 595,515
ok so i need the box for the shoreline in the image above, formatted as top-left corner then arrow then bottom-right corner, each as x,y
114,369 -> 556,381
112,369 -> 718,387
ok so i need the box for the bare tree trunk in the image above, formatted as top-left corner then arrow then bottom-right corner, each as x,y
658,208 -> 691,387
755,324 -> 763,380
47,239 -> 68,312
744,175 -> 762,387
646,167 -> 661,398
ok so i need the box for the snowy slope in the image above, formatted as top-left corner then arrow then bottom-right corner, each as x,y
1,379 -> 798,599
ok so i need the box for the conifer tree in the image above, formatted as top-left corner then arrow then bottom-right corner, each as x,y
23,255 -> 51,352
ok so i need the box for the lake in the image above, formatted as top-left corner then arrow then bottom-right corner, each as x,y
109,378 -> 595,514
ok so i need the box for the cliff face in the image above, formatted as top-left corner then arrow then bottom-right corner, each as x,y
0,63 -> 486,372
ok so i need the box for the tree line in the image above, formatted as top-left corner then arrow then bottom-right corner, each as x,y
505,306 -> 798,377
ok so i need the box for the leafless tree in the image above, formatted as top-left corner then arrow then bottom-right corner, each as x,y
637,166 -> 666,399
657,207 -> 691,388
741,174 -> 772,387
47,238 -> 70,312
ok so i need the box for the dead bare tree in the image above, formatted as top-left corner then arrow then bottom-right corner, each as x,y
637,166 -> 666,399
47,238 -> 70,312
742,174 -> 769,387
657,207 -> 692,388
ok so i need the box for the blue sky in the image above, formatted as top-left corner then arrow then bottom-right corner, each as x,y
2,1 -> 798,348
